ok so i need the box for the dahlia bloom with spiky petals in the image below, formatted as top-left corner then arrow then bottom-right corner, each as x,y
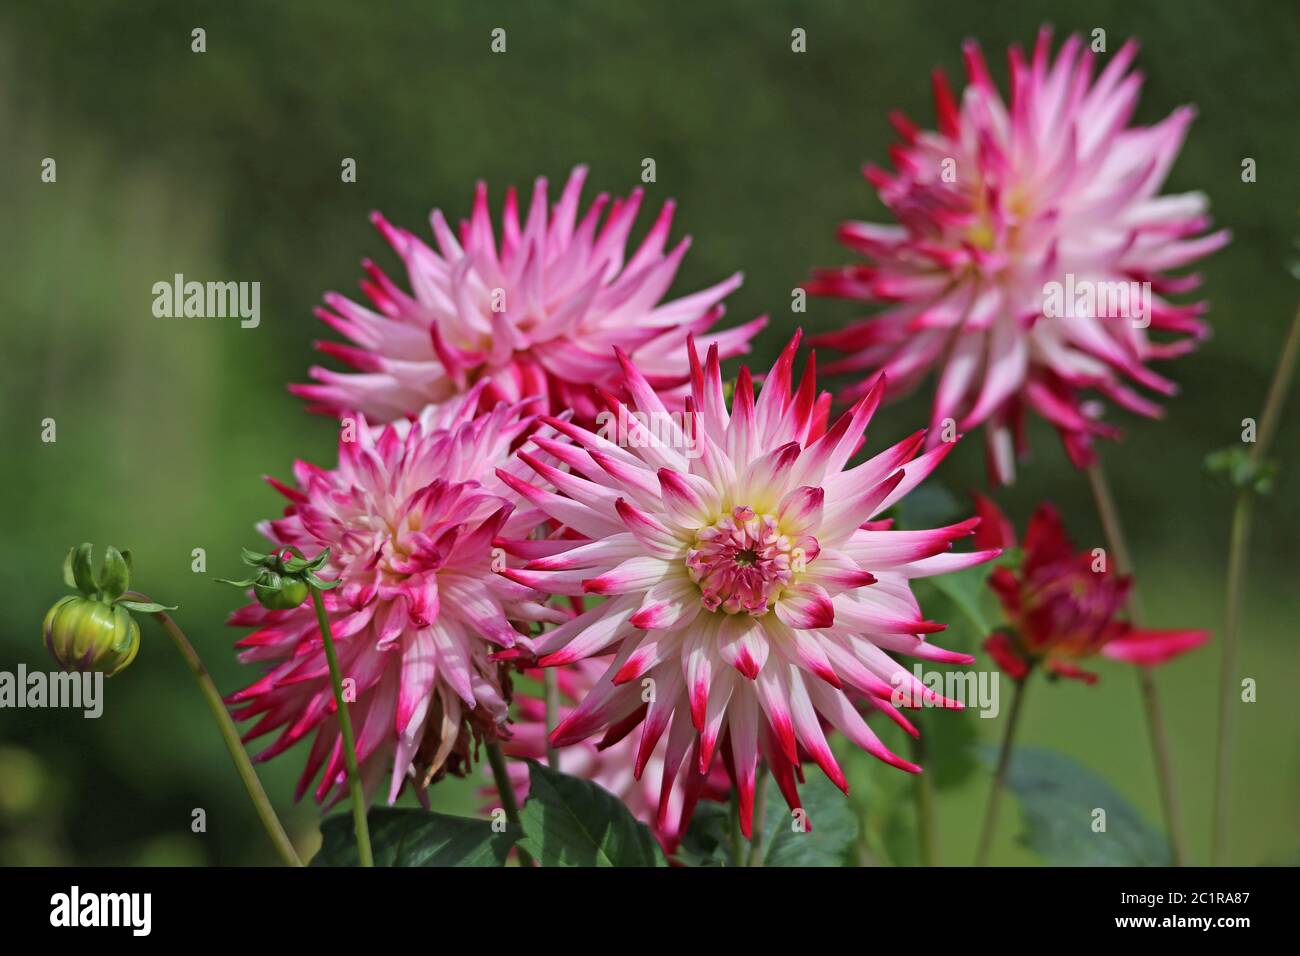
226,384 -> 568,806
487,660 -> 730,853
972,494 -> 1208,683
293,165 -> 765,425
496,333 -> 1000,835
807,28 -> 1230,483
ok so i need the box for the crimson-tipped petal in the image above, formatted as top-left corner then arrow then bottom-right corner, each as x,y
499,335 -> 995,829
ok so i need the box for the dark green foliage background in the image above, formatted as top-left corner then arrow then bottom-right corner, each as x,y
0,0 -> 1295,864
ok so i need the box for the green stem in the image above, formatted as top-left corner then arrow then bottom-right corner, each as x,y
747,764 -> 769,867
974,672 -> 1030,866
127,592 -> 302,867
1212,299 -> 1300,865
909,723 -> 937,866
728,788 -> 743,866
310,587 -> 372,867
485,741 -> 535,866
543,669 -> 560,769
1086,459 -> 1184,866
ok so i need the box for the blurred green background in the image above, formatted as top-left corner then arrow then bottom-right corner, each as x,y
0,0 -> 1295,865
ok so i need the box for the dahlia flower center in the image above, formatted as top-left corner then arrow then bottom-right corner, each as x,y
685,506 -> 805,616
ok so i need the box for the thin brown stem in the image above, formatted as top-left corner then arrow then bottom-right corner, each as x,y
1212,299 -> 1300,864
974,673 -> 1030,866
310,587 -> 372,867
127,592 -> 302,867
1085,460 -> 1183,866
909,721 -> 937,866
543,669 -> 560,769
747,764 -> 769,866
485,741 -> 535,866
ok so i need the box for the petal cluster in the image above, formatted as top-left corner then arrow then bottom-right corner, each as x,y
294,165 -> 765,424
227,386 -> 564,805
490,660 -> 730,852
499,333 -> 998,834
808,28 -> 1230,482
973,494 -> 1208,682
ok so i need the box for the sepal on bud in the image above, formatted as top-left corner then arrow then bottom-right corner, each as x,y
218,546 -> 338,610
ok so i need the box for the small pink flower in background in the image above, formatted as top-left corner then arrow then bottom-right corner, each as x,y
293,165 -> 765,425
226,384 -> 567,806
486,660 -> 730,853
497,332 -> 999,835
972,494 -> 1208,683
807,27 -> 1230,483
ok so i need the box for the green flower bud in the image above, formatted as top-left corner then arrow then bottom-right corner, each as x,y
43,595 -> 140,676
44,543 -> 176,678
253,571 -> 309,610
218,546 -> 336,609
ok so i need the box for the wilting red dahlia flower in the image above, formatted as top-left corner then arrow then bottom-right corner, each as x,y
293,165 -> 764,424
226,385 -> 566,805
808,28 -> 1230,483
972,494 -> 1208,683
497,333 -> 999,834
488,660 -> 730,852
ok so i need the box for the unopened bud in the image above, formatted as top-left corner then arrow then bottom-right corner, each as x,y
42,543 -> 176,677
43,596 -> 140,676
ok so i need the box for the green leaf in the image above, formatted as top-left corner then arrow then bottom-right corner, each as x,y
1203,446 -> 1276,495
916,708 -> 979,791
923,563 -> 994,636
62,547 -> 77,589
305,572 -> 340,590
880,798 -> 921,867
100,546 -> 131,600
71,543 -> 97,595
240,547 -> 269,567
893,482 -> 961,529
312,807 -> 519,867
759,772 -> 858,867
675,802 -> 736,866
115,600 -> 177,614
983,746 -> 1171,866
517,759 -> 665,866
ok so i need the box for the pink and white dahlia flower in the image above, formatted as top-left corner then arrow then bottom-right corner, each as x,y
226,385 -> 566,805
489,660 -> 730,852
497,333 -> 999,834
293,165 -> 764,425
807,28 -> 1230,482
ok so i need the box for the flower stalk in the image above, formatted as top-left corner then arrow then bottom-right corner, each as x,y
485,742 -> 535,867
909,723 -> 937,866
127,591 -> 303,867
309,586 -> 373,868
543,669 -> 560,769
974,668 -> 1031,866
747,764 -> 769,867
1212,298 -> 1300,865
1085,460 -> 1185,866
